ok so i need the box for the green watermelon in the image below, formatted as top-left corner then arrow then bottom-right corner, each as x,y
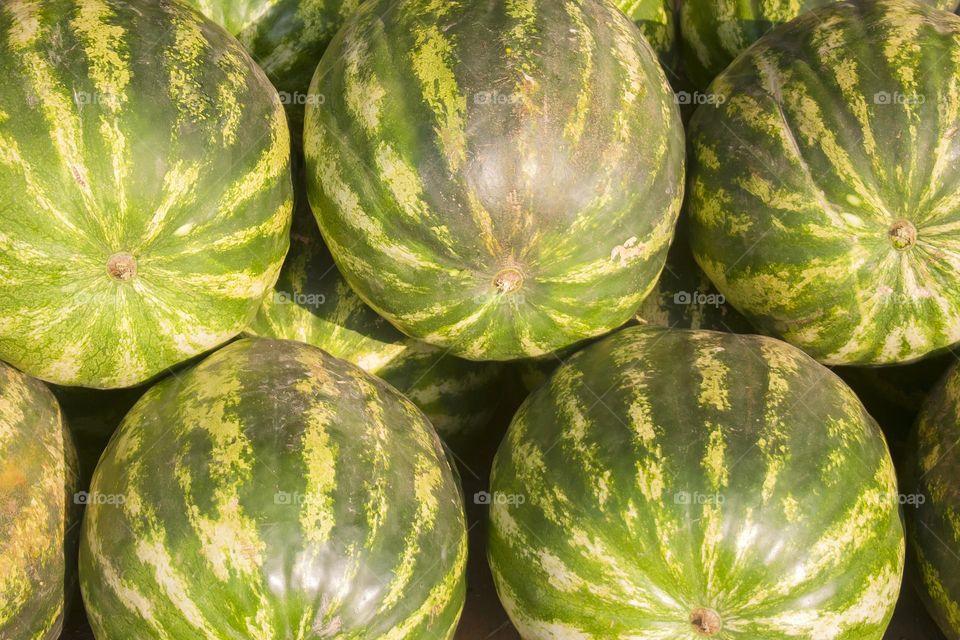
908,362 -> 960,639
186,0 -> 356,136
249,186 -> 506,448
0,0 -> 293,389
689,0 -> 960,367
0,362 -> 79,640
619,0 -> 677,71
79,337 -> 467,638
680,0 -> 959,90
304,0 -> 685,362
489,326 -> 904,638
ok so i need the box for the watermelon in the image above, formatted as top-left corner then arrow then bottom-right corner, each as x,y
248,167 -> 506,448
0,362 -> 79,640
79,337 -> 467,638
908,362 -> 960,639
0,0 -> 293,389
688,0 -> 960,367
304,0 -> 685,361
489,326 -> 904,638
680,0 -> 959,90
517,215 -> 754,392
186,0 -> 356,136
619,0 -> 677,71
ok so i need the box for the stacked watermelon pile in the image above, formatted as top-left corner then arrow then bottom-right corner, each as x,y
2,0 -> 960,639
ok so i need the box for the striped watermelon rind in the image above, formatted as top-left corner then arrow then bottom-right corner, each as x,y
186,0 -> 359,136
679,0 -> 959,90
0,362 -> 79,640
0,0 -> 293,388
305,0 -> 685,361
689,0 -> 960,366
908,362 -> 960,638
79,337 -> 467,638
618,0 -> 677,71
490,326 -> 904,638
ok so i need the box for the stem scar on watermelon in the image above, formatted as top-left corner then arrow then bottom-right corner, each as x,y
690,608 -> 722,636
494,267 -> 524,295
105,252 -> 137,281
888,219 -> 917,251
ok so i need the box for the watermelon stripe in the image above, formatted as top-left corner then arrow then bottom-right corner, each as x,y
490,327 -> 903,638
0,362 -> 78,640
80,338 -> 467,638
0,0 -> 293,388
909,362 -> 960,638
679,0 -> 959,91
306,0 -> 684,360
71,0 -> 132,233
689,0 -> 960,365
